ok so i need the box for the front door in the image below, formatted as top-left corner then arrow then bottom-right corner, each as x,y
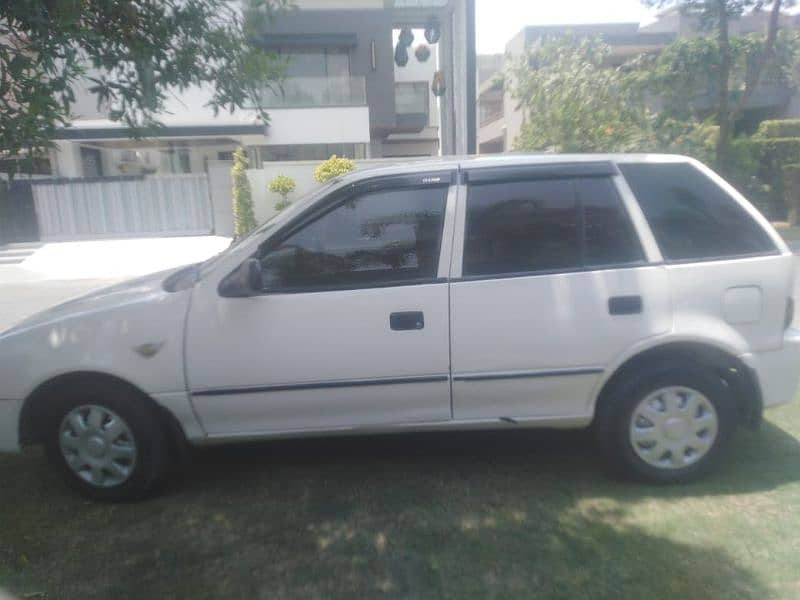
449,167 -> 671,422
186,175 -> 455,436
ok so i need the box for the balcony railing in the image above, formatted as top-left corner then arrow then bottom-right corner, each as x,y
395,82 -> 430,116
259,76 -> 367,108
393,82 -> 430,134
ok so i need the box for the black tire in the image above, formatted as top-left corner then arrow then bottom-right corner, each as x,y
43,380 -> 170,501
595,361 -> 737,483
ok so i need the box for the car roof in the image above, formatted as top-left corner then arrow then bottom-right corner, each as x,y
342,153 -> 693,183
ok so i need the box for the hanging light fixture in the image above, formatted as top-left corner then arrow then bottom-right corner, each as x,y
424,18 -> 441,45
394,42 -> 409,67
415,44 -> 431,63
432,70 -> 446,97
399,27 -> 414,48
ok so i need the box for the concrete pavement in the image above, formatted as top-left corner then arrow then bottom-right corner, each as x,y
0,236 -> 230,332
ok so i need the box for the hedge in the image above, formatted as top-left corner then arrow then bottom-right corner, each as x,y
755,119 -> 800,139
749,138 -> 800,169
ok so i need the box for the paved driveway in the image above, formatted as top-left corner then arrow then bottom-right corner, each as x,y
0,236 -> 230,332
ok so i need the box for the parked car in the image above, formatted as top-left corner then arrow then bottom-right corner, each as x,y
1,154 -> 798,501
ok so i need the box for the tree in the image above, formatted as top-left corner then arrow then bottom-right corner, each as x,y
0,0 -> 289,173
232,147 -> 256,239
510,36 -> 650,153
268,174 -> 296,211
642,0 -> 788,172
314,155 -> 356,183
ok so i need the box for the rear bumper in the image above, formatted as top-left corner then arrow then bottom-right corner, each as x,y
0,399 -> 22,453
741,328 -> 800,409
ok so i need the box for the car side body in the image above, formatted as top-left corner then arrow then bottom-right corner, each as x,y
0,153 -> 798,498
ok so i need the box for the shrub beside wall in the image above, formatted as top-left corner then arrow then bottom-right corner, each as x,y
314,155 -> 356,183
268,174 -> 296,212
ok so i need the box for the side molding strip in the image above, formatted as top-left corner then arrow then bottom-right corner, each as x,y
452,367 -> 604,382
192,374 -> 450,397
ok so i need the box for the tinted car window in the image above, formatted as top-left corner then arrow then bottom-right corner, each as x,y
577,177 -> 644,267
619,162 -> 776,261
260,185 -> 447,291
463,179 -> 580,276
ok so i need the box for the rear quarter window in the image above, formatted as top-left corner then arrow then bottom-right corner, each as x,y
618,162 -> 776,261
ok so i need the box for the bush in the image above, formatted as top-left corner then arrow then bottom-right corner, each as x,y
750,137 -> 800,219
231,147 -> 257,239
314,155 -> 356,183
756,119 -> 800,139
782,163 -> 800,226
268,174 -> 296,211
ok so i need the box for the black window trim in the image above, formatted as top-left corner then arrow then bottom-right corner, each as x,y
462,161 -> 618,184
219,170 -> 457,296
459,172 -> 646,280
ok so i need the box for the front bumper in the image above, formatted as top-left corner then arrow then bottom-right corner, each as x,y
741,328 -> 800,409
0,399 -> 23,452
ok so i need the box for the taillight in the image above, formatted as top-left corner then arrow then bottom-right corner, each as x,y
786,297 -> 795,330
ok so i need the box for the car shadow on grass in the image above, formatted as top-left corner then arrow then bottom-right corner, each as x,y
178,418 -> 800,500
2,420 -> 798,598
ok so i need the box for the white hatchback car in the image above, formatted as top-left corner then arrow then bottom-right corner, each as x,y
1,154 -> 798,500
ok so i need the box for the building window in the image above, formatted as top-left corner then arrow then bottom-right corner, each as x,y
160,146 -> 191,174
251,143 -> 367,166
283,48 -> 351,78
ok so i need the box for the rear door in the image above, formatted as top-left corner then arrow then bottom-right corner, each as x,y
449,163 -> 671,422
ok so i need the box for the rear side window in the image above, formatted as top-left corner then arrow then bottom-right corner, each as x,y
619,162 -> 776,261
577,177 -> 644,267
463,179 -> 580,276
463,177 -> 643,277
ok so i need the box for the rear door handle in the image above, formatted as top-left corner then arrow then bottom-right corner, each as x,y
390,311 -> 424,331
609,295 -> 643,315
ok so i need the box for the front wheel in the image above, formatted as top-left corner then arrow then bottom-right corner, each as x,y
595,363 -> 737,483
44,384 -> 169,501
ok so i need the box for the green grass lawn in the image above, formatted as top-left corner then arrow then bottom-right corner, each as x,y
2,396 -> 800,599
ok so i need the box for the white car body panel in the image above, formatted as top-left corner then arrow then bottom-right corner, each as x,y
0,153 -> 798,455
185,281 -> 452,434
449,266 -> 672,420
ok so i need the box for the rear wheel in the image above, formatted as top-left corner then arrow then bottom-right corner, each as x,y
596,363 -> 737,483
44,383 -> 169,501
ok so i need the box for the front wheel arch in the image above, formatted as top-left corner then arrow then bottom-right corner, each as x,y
19,371 -> 186,453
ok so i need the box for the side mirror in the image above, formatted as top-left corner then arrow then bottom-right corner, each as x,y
219,258 -> 264,297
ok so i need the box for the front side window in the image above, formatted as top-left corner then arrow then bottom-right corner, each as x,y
619,162 -> 776,261
259,185 -> 448,291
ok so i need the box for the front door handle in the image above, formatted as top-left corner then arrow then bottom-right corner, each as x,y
609,295 -> 643,315
390,311 -> 425,331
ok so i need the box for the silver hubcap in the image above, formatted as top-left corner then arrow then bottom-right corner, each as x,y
629,386 -> 718,470
59,405 -> 137,488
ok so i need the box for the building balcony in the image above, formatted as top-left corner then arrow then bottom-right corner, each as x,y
394,82 -> 430,134
259,76 -> 367,109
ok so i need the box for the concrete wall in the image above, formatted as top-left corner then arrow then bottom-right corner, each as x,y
208,157 -> 431,234
264,107 -> 371,145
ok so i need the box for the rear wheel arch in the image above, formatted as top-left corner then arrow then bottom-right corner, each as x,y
593,341 -> 762,430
